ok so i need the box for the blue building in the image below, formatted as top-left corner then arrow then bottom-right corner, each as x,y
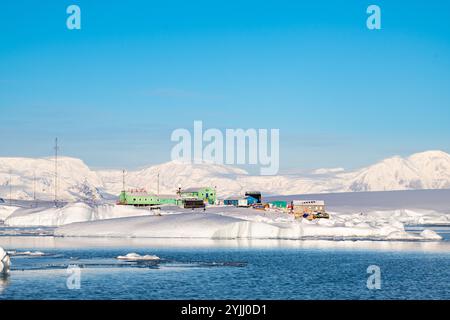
224,196 -> 258,207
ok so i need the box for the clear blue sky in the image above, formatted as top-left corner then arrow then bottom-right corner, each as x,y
0,0 -> 449,172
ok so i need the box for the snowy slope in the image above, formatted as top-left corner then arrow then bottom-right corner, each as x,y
1,150 -> 450,200
98,150 -> 450,196
0,157 -> 103,201
53,206 -> 443,241
97,160 -> 248,197
341,151 -> 450,192
3,191 -> 447,239
4,202 -> 155,227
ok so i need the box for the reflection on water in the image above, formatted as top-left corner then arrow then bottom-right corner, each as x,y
0,274 -> 10,294
1,234 -> 450,254
0,231 -> 449,300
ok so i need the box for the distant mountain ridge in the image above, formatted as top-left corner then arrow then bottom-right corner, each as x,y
1,151 -> 450,201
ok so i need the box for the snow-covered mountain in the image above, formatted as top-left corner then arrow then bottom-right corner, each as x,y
98,161 -> 249,198
341,151 -> 450,192
1,151 -> 450,201
0,157 -> 103,201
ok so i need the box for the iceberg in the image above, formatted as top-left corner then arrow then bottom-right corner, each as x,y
0,247 -> 11,274
116,253 -> 160,261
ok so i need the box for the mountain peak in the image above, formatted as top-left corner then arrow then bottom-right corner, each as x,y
1,150 -> 450,200
408,150 -> 450,160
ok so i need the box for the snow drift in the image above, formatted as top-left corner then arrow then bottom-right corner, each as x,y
0,205 -> 18,221
54,209 -> 442,241
4,202 -> 154,227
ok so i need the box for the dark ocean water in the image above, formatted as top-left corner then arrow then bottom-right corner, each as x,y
1,227 -> 449,300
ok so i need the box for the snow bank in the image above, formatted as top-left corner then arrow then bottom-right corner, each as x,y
420,229 -> 442,240
0,247 -> 11,274
116,253 -> 160,261
0,205 -> 19,221
55,211 -> 442,241
334,209 -> 450,226
4,201 -> 446,241
56,213 -> 246,238
4,203 -> 155,227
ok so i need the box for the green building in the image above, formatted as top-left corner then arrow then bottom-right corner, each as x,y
268,200 -> 287,209
118,190 -> 182,206
158,195 -> 183,206
180,187 -> 216,205
118,186 -> 217,206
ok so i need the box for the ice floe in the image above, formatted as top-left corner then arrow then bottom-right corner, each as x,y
7,250 -> 46,256
116,253 -> 160,261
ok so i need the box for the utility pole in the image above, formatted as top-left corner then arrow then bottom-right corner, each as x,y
157,173 -> 160,196
122,169 -> 126,191
33,171 -> 37,207
54,137 -> 59,207
9,170 -> 12,206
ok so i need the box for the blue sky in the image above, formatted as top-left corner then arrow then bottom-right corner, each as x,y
0,0 -> 449,173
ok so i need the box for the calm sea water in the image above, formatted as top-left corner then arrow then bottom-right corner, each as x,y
0,227 -> 449,300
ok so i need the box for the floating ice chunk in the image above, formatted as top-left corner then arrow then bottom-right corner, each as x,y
420,229 -> 442,240
116,253 -> 160,261
0,247 -> 11,274
7,250 -> 46,256
385,231 -> 418,240
18,251 -> 46,256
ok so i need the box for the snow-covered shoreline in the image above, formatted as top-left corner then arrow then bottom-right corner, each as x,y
52,210 -> 442,241
1,192 -> 448,241
2,203 -> 154,227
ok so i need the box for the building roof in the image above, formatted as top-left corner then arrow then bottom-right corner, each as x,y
182,187 -> 213,192
292,200 -> 325,206
157,194 -> 180,199
126,189 -> 156,197
224,196 -> 246,201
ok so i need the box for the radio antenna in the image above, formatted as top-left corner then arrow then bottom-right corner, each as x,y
122,169 -> 126,191
54,137 -> 59,206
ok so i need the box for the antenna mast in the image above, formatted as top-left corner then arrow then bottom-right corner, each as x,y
9,170 -> 12,206
122,169 -> 126,191
33,171 -> 36,206
157,172 -> 160,196
54,138 -> 59,206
